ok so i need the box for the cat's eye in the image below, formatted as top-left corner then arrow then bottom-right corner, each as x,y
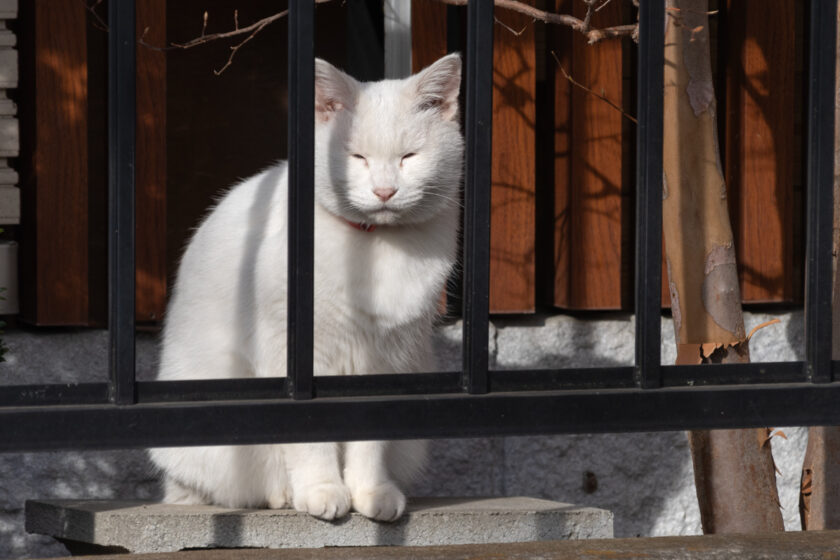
351,154 -> 366,161
401,153 -> 417,163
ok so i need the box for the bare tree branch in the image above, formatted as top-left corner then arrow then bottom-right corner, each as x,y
150,0 -> 639,74
441,0 -> 637,43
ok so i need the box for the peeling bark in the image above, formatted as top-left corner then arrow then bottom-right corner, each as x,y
801,427 -> 840,529
800,3 -> 840,530
663,0 -> 783,533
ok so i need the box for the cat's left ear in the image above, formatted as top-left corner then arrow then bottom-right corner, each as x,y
315,58 -> 358,122
410,53 -> 462,121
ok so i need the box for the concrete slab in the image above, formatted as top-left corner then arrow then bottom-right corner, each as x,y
25,497 -> 613,554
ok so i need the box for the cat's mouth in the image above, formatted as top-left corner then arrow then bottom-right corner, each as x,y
366,207 -> 403,224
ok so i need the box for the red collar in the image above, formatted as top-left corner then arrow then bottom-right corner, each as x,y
345,220 -> 377,233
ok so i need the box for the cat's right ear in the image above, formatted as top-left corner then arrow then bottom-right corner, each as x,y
315,59 -> 357,122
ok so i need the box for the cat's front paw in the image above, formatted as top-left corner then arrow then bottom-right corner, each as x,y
293,482 -> 352,520
351,482 -> 406,522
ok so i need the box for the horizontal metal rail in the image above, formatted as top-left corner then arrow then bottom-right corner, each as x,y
1,379 -> 839,453
0,360 -> 828,407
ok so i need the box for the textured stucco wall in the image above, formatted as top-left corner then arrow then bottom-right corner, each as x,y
0,311 -> 810,558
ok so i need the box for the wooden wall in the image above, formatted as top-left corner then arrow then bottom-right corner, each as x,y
19,1 -> 804,325
414,0 -> 801,313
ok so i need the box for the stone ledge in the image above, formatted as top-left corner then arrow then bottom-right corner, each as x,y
25,497 -> 613,554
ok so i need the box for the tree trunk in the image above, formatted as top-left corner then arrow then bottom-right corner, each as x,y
799,2 -> 840,531
662,0 -> 784,533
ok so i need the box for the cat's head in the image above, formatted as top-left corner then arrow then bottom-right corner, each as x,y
313,54 -> 464,226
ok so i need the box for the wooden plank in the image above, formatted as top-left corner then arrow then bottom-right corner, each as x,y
724,0 -> 795,303
490,2 -> 537,313
136,0 -> 167,323
568,0 -> 625,309
19,1 -> 90,325
551,0 -> 573,308
411,0 -> 447,72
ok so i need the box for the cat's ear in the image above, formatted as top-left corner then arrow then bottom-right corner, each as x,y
410,53 -> 462,121
315,58 -> 357,121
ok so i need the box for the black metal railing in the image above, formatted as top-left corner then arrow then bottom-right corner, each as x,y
0,0 -> 838,453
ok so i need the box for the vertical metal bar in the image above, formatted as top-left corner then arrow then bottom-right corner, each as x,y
108,0 -> 136,405
287,0 -> 316,399
804,0 -> 837,384
461,0 -> 493,394
634,0 -> 664,388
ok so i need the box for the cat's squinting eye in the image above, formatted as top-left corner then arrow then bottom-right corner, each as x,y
351,154 -> 366,161
401,153 -> 417,162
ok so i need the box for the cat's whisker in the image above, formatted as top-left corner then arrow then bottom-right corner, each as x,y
421,192 -> 465,209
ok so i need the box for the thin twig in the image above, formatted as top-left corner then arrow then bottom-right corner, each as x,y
582,0 -> 598,32
80,0 -> 108,32
172,9 -> 288,49
595,0 -> 616,13
494,16 -> 533,37
201,11 -> 209,38
551,51 -> 637,124
213,19 -> 271,75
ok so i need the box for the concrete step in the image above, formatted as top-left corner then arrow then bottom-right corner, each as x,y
29,530 -> 840,560
25,497 -> 613,555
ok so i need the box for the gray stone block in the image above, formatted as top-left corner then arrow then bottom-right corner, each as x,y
0,28 -> 15,48
0,159 -> 17,184
0,117 -> 17,157
0,0 -> 16,20
0,240 -> 16,313
0,185 -> 18,224
0,48 -> 16,88
25,497 -> 613,554
0,92 -> 14,116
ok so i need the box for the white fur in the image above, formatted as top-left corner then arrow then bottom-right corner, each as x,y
149,54 -> 463,522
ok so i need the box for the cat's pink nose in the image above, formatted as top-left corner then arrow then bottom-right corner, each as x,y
373,187 -> 396,202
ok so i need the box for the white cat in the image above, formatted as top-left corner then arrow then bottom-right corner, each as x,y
149,53 -> 463,522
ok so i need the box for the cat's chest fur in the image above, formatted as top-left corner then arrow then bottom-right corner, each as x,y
194,163 -> 458,376
313,204 -> 455,326
309,205 -> 455,373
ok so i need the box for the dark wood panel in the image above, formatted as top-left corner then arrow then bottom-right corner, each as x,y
568,0 -> 625,309
137,0 -> 167,322
165,1 -> 348,290
165,1 -> 291,287
490,2 -> 537,313
724,0 -> 796,303
411,0 -> 447,72
20,1 -> 90,325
